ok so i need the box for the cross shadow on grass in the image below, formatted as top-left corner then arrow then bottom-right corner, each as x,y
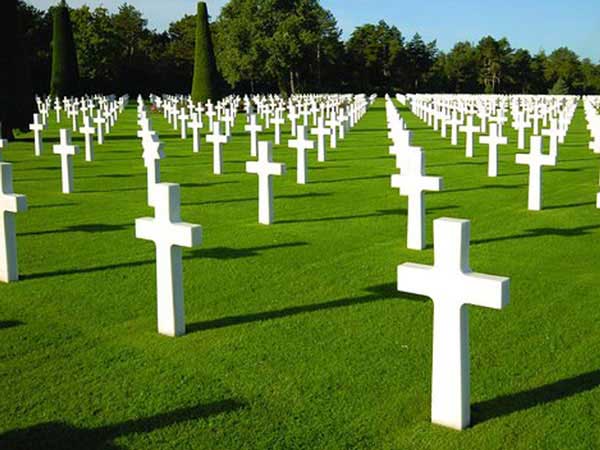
19,223 -> 131,237
443,184 -> 525,194
0,320 -> 24,330
28,203 -> 77,210
187,242 -> 308,259
544,201 -> 597,210
311,174 -> 390,184
183,192 -> 331,206
77,186 -> 146,193
187,283 -> 426,333
0,399 -> 244,450
20,242 -> 308,280
180,181 -> 240,188
471,224 -> 600,245
472,370 -> 600,425
277,205 -> 457,225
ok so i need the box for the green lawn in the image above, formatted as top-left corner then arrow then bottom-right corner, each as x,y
1,98 -> 599,450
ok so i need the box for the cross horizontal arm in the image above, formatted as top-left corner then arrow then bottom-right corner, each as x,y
463,272 -> 510,309
397,263 -> 435,299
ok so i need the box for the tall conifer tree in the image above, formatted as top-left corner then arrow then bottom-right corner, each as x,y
50,0 -> 79,98
191,2 -> 218,103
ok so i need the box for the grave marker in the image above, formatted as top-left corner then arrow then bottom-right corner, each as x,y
397,218 -> 510,430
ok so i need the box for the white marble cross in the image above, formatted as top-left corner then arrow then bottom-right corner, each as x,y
512,113 -> 531,150
206,121 -> 228,175
142,133 -> 165,206
391,149 -> 442,250
0,162 -> 27,283
53,129 -> 80,194
516,135 -> 556,210
288,125 -> 315,184
397,217 -> 510,430
135,183 -> 202,337
29,113 -> 46,156
272,112 -> 285,145
245,114 -> 262,157
246,141 -> 286,225
79,116 -> 96,162
188,113 -> 203,153
479,123 -> 507,177
541,118 -> 561,158
205,106 -> 216,132
179,108 -> 189,139
288,108 -> 300,137
94,112 -> 106,144
389,131 -> 421,171
448,111 -> 462,146
459,116 -> 479,158
325,113 -> 338,149
311,115 -> 331,162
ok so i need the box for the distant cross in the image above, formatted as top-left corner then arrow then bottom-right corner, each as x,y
54,100 -> 62,123
515,135 -> 556,211
529,110 -> 542,135
397,218 -> 510,430
142,133 -> 165,206
325,113 -> 338,149
459,116 -> 480,158
589,136 -> 600,155
288,108 -> 300,137
29,113 -> 45,157
0,162 -> 27,283
245,114 -> 263,157
311,115 -> 331,162
337,112 -> 348,139
541,118 -> 561,158
389,130 -> 420,171
512,113 -> 531,150
94,111 -> 106,145
448,111 -> 462,146
246,141 -> 286,225
188,113 -> 203,153
68,106 -> 79,132
179,108 -> 189,139
288,125 -> 315,184
391,148 -> 442,250
440,114 -> 449,138
479,123 -> 507,177
205,106 -> 216,132
79,116 -> 96,162
135,183 -> 202,337
52,129 -> 80,194
206,121 -> 228,175
223,109 -> 235,137
137,117 -> 155,142
271,113 -> 285,145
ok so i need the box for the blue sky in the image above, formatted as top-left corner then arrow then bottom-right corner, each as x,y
30,0 -> 600,61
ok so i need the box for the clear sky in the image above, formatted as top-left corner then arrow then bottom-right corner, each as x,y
29,0 -> 600,61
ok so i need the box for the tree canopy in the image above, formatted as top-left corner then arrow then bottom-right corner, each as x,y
13,0 -> 600,97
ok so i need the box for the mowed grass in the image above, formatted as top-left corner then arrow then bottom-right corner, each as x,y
1,98 -> 599,450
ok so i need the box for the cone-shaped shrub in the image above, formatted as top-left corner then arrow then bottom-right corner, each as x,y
50,0 -> 79,98
191,2 -> 218,103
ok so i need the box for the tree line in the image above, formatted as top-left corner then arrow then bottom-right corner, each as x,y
14,0 -> 600,97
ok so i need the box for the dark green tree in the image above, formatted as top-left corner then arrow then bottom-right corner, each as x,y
443,42 -> 480,93
0,0 -> 34,139
346,21 -> 405,94
476,36 -> 511,93
49,0 -> 79,97
191,1 -> 218,102
405,33 -> 438,92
